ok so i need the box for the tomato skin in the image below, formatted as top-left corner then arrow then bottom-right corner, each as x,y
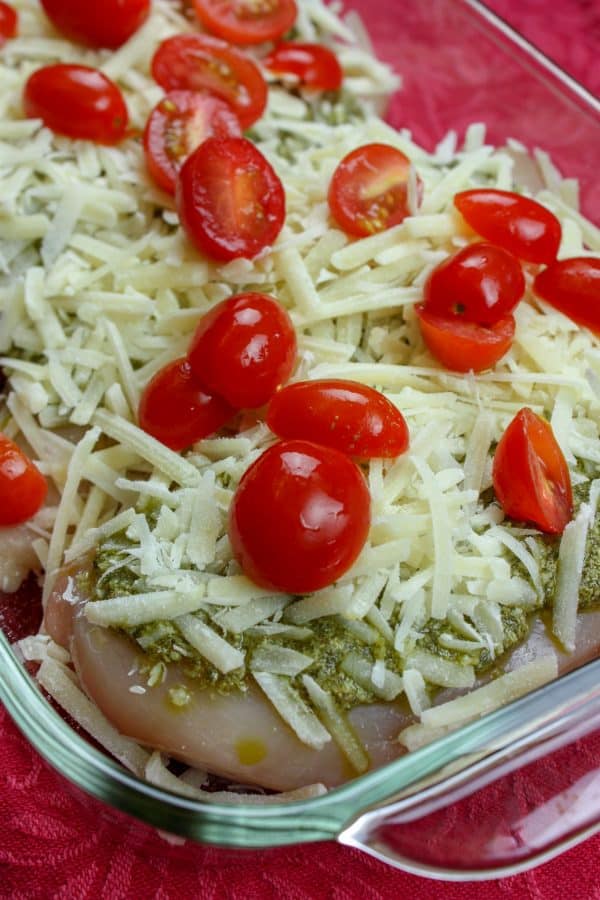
267,380 -> 409,459
423,242 -> 525,326
138,357 -> 235,452
151,34 -> 267,129
0,435 -> 47,527
416,305 -> 515,373
264,42 -> 343,91
143,91 -> 241,195
23,65 -> 129,145
454,189 -> 561,265
533,257 -> 600,336
229,439 -> 371,593
193,0 -> 297,45
0,1 -> 18,46
328,143 -> 421,237
188,292 -> 296,409
40,0 -> 150,49
492,408 -> 572,534
177,137 -> 285,262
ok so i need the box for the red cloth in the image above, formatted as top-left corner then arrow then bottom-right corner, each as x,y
2,1 -> 600,897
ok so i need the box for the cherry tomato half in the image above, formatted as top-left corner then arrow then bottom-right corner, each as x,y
422,242 -> 525,326
329,143 -> 422,238
416,305 -> 515,373
138,357 -> 235,451
188,292 -> 296,408
40,0 -> 150,49
533,257 -> 600,336
143,91 -> 241,195
267,380 -> 409,459
492,408 -> 572,534
229,439 -> 371,593
23,65 -> 128,145
0,1 -> 17,46
151,34 -> 267,129
264,42 -> 343,91
193,0 -> 297,45
0,435 -> 47,527
177,137 -> 286,262
454,189 -> 561,265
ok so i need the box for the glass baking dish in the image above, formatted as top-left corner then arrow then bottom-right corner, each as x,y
1,0 -> 599,881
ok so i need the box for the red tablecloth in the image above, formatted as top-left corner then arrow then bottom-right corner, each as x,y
2,1 -> 600,897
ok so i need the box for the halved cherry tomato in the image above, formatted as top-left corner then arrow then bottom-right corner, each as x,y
193,0 -> 297,45
416,305 -> 515,373
328,143 -> 421,237
229,439 -> 371,593
177,137 -> 285,262
23,65 -> 128,145
422,242 -> 525,326
264,42 -> 343,91
40,0 -> 150,49
454,189 -> 561,265
143,91 -> 241,195
138,357 -> 235,452
0,435 -> 47,526
492,408 -> 572,534
267,380 -> 409,459
188,292 -> 296,408
151,34 -> 267,129
0,1 -> 17,46
533,257 -> 600,336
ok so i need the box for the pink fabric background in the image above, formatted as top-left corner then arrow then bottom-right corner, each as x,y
2,0 -> 600,896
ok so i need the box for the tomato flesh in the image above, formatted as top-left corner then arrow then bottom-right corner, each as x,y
151,34 -> 267,129
0,1 -> 17,46
492,408 -> 572,534
188,292 -> 297,409
229,439 -> 371,593
423,242 -> 525,326
416,305 -> 515,373
533,257 -> 600,336
267,380 -> 409,459
138,357 -> 235,451
40,0 -> 150,48
264,42 -> 343,91
328,143 -> 421,237
454,189 -> 561,265
0,435 -> 47,526
193,0 -> 297,45
177,137 -> 285,262
143,91 -> 241,195
23,65 -> 129,145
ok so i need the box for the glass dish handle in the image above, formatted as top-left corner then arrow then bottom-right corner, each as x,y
339,659 -> 600,880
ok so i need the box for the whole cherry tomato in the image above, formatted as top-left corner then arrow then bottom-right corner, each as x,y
0,1 -> 17,46
177,137 -> 286,262
454,189 -> 561,265
229,439 -> 371,593
422,242 -> 525,326
143,91 -> 241,195
187,292 -> 296,409
264,42 -> 343,91
138,357 -> 235,451
40,0 -> 150,48
416,306 -> 515,373
328,143 -> 421,237
492,408 -> 572,534
533,257 -> 600,336
23,65 -> 128,145
151,34 -> 267,129
193,0 -> 297,45
0,435 -> 47,526
267,380 -> 409,459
